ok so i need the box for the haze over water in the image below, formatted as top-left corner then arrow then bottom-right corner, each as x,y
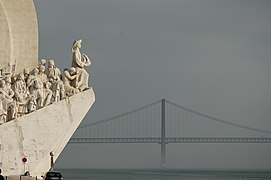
34,0 -> 271,170
59,169 -> 271,180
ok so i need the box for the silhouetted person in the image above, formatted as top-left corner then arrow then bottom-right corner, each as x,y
24,171 -> 30,176
0,169 -> 5,180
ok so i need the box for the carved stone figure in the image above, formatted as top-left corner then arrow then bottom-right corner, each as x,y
12,73 -> 29,117
39,59 -> 46,67
27,68 -> 44,108
4,76 -> 15,98
27,95 -> 36,113
0,96 -> 7,124
12,73 -> 28,101
0,80 -> 16,120
71,39 -> 91,91
0,40 -> 93,124
38,65 -> 48,83
51,76 -> 64,102
0,99 -> 7,124
47,59 -> 61,80
63,67 -> 79,96
27,68 -> 41,93
23,68 -> 30,82
0,66 -> 11,79
0,103 -> 7,124
4,76 -> 16,120
43,81 -> 52,106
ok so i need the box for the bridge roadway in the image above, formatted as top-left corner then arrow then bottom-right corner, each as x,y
69,137 -> 271,144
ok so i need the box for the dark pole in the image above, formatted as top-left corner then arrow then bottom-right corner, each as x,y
50,156 -> 54,170
50,151 -> 54,171
160,99 -> 166,168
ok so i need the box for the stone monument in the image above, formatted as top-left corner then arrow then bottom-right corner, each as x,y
0,0 -> 95,177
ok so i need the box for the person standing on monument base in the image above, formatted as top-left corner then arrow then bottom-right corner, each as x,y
0,169 -> 5,180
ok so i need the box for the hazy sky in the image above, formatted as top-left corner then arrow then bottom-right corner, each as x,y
34,0 -> 271,169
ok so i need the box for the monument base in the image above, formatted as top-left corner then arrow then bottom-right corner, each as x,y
0,88 -> 95,177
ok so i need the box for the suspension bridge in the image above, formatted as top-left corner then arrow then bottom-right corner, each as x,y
69,99 -> 271,167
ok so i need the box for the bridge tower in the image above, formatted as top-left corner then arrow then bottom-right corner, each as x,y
160,99 -> 166,168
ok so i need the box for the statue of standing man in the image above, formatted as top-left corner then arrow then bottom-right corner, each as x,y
71,39 -> 91,91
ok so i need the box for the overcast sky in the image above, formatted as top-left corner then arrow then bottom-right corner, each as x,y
34,0 -> 271,169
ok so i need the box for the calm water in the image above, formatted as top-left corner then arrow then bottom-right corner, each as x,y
57,169 -> 271,180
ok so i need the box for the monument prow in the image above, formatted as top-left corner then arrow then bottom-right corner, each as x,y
0,88 -> 95,176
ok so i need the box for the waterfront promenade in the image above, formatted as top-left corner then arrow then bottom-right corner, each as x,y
4,176 -> 39,180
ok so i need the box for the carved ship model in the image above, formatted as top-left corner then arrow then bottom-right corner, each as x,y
0,0 -> 95,177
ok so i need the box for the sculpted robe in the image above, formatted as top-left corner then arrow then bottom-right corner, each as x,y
71,46 -> 91,91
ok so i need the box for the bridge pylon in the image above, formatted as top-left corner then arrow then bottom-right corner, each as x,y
160,99 -> 166,168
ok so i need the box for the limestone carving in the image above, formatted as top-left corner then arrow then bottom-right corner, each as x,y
27,68 -> 40,93
27,95 -> 36,113
43,82 -> 52,106
51,76 -> 64,102
4,76 -> 16,120
23,68 -> 30,82
4,76 -> 15,99
63,67 -> 79,96
27,68 -> 44,108
0,80 -> 16,120
12,73 -> 29,117
0,39 -> 92,123
38,65 -> 48,84
47,59 -> 61,80
39,59 -> 47,68
72,39 -> 91,91
0,105 -> 7,124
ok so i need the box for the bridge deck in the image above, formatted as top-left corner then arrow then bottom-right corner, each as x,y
69,137 -> 271,144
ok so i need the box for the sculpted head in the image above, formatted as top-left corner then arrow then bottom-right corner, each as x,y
40,59 -> 46,66
72,39 -> 82,51
39,65 -> 46,73
18,73 -> 24,80
32,68 -> 39,75
70,67 -> 76,75
48,59 -> 55,67
44,81 -> 51,89
54,76 -> 60,81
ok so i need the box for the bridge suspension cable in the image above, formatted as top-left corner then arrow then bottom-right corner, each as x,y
165,99 -> 271,135
71,97 -> 271,157
71,98 -> 271,167
78,99 -> 161,129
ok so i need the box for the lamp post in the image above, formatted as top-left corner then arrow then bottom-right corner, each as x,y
22,157 -> 27,173
50,151 -> 54,171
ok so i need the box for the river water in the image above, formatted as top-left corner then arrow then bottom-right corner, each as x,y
58,169 -> 271,180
